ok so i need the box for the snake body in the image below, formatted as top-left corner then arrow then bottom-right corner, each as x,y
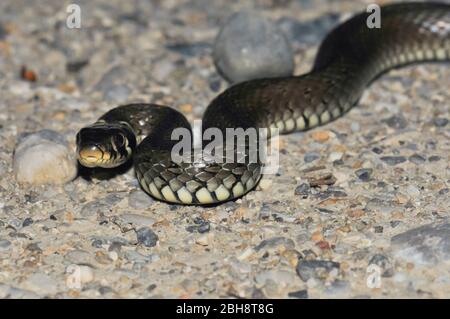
77,2 -> 450,205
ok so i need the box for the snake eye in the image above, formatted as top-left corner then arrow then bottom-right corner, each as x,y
113,134 -> 125,148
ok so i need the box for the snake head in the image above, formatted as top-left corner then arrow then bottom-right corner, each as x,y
76,123 -> 136,168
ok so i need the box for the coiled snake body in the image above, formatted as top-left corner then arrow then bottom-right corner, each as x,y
77,2 -> 450,205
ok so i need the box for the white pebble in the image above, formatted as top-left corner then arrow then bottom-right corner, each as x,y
13,130 -> 77,185
66,264 -> 95,289
196,233 -> 214,246
328,152 -> 343,162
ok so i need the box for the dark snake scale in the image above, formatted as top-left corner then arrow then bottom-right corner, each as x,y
77,2 -> 450,205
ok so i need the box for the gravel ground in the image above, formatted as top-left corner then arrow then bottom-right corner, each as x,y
0,0 -> 449,298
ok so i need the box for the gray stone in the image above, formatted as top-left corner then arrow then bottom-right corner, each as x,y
355,168 -> 372,181
128,190 -> 154,209
13,130 -> 77,184
120,213 -> 155,228
296,260 -> 340,282
254,236 -> 295,252
384,115 -> 408,129
287,289 -> 308,299
408,154 -> 426,165
213,12 -> 294,83
380,156 -> 406,166
0,239 -> 11,251
304,152 -> 320,163
124,250 -> 155,263
136,227 -> 158,247
294,183 -> 310,198
433,118 -> 448,127
65,249 -> 94,265
391,221 -> 450,265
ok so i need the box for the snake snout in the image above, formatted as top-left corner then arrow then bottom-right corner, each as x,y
78,144 -> 110,166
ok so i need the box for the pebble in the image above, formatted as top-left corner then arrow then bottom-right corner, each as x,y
254,236 -> 295,253
128,190 -> 155,209
406,185 -> 420,197
391,222 -> 450,265
328,152 -> 343,162
22,217 -> 33,227
433,118 -> 448,127
311,131 -> 330,142
196,233 -> 213,246
66,264 -> 95,287
428,155 -> 441,162
296,260 -> 340,282
384,115 -> 408,129
304,152 -> 320,163
380,156 -> 406,166
120,213 -> 155,228
13,130 -> 77,184
65,250 -> 94,265
287,289 -> 308,299
408,154 -> 426,165
124,250 -> 155,263
136,227 -> 158,247
213,12 -> 294,83
0,239 -> 11,251
294,183 -> 310,198
355,168 -> 372,181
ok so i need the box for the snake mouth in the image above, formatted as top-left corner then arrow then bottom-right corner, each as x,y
78,145 -> 111,167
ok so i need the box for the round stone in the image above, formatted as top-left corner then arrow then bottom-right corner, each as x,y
213,12 -> 294,83
13,130 -> 77,185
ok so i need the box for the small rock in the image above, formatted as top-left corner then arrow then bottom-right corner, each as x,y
428,155 -> 441,162
13,130 -> 77,184
374,226 -> 383,233
124,250 -> 154,263
22,217 -> 34,227
294,183 -> 310,198
287,289 -> 308,299
254,236 -> 295,253
196,233 -> 213,246
136,227 -> 158,247
120,213 -> 155,228
328,152 -> 343,162
66,264 -> 95,288
65,250 -> 93,265
311,130 -> 330,143
384,115 -> 408,129
296,259 -> 340,282
304,152 -> 320,163
197,222 -> 211,233
213,12 -> 294,83
355,168 -> 372,181
408,154 -> 426,165
371,147 -> 383,154
350,122 -> 360,132
433,118 -> 448,127
0,239 -> 11,251
391,221 -> 450,265
380,156 -> 406,166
